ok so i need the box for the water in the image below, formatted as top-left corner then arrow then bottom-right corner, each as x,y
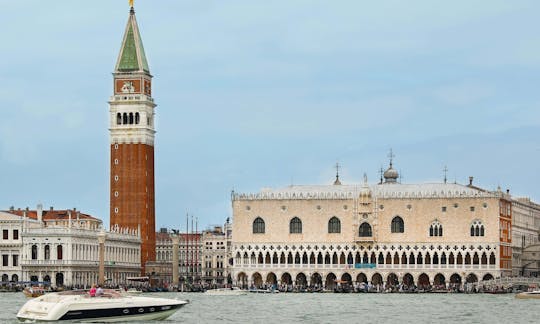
3,292 -> 538,323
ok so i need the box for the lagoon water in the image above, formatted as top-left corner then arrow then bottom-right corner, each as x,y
3,291 -> 538,323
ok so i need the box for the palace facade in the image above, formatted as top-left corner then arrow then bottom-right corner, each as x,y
0,205 -> 140,287
231,162 -> 514,289
511,197 -> 540,276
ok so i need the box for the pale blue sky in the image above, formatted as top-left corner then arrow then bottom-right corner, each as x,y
1,0 -> 539,230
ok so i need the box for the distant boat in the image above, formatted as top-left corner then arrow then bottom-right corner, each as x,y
204,287 -> 247,296
124,288 -> 143,295
23,286 -> 49,298
515,290 -> 540,299
249,288 -> 279,294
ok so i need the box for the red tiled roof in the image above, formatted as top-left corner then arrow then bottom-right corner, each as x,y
4,209 -> 100,221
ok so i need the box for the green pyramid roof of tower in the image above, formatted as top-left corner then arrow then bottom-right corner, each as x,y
116,9 -> 149,73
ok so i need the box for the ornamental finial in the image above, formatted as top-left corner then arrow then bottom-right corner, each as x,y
129,0 -> 134,8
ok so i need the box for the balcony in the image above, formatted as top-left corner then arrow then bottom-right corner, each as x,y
21,260 -> 140,267
355,236 -> 374,243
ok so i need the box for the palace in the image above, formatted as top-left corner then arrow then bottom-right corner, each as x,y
230,159 -> 516,290
0,205 -> 140,287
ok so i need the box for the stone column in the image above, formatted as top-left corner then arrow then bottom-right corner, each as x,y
172,235 -> 180,289
98,231 -> 106,286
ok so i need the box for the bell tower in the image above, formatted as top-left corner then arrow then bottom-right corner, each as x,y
109,3 -> 156,274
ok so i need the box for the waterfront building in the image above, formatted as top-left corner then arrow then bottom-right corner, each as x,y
511,197 -> 540,276
0,210 -> 38,284
109,3 -> 156,273
1,205 -> 140,287
230,159 -> 515,290
147,228 -> 202,288
201,225 -> 230,285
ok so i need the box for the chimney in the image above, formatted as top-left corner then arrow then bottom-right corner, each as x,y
9,206 -> 14,212
73,207 -> 77,212
469,176 -> 474,186
37,204 -> 43,222
50,206 -> 53,211
506,189 -> 510,195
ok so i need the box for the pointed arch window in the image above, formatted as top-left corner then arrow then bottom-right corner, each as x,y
328,217 -> 341,233
429,220 -> 443,237
391,216 -> 404,233
253,217 -> 265,234
289,217 -> 302,234
470,220 -> 485,237
359,222 -> 372,237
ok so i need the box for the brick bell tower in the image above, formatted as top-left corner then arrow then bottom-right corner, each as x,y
109,3 -> 156,274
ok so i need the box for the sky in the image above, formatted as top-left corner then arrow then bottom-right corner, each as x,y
1,0 -> 539,231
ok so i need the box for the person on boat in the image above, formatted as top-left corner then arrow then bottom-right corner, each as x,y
89,284 -> 97,297
96,285 -> 104,297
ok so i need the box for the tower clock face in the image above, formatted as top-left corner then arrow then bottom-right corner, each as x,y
115,79 -> 141,94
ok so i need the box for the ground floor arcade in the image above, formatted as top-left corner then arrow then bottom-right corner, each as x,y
233,269 -> 499,291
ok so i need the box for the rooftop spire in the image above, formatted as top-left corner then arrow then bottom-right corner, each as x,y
333,162 -> 342,185
115,3 -> 149,73
383,149 -> 399,183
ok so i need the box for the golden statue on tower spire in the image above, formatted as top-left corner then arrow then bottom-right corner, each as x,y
129,0 -> 134,8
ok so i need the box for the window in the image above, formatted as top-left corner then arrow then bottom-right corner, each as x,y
328,217 -> 341,233
116,113 -> 121,125
44,245 -> 50,260
57,245 -> 63,260
12,255 -> 18,267
391,216 -> 404,233
2,230 -> 7,240
442,206 -> 447,212
123,113 -> 128,124
470,206 -> 475,212
13,229 -> 18,240
429,221 -> 443,237
253,217 -> 265,234
31,245 -> 38,260
470,220 -> 485,237
135,112 -> 140,124
129,112 -> 134,124
2,254 -> 8,266
359,222 -> 372,237
289,217 -> 302,234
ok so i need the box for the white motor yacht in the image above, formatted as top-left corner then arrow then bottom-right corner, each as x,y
204,287 -> 247,296
17,289 -> 188,322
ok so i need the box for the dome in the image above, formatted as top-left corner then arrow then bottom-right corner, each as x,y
383,164 -> 399,183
